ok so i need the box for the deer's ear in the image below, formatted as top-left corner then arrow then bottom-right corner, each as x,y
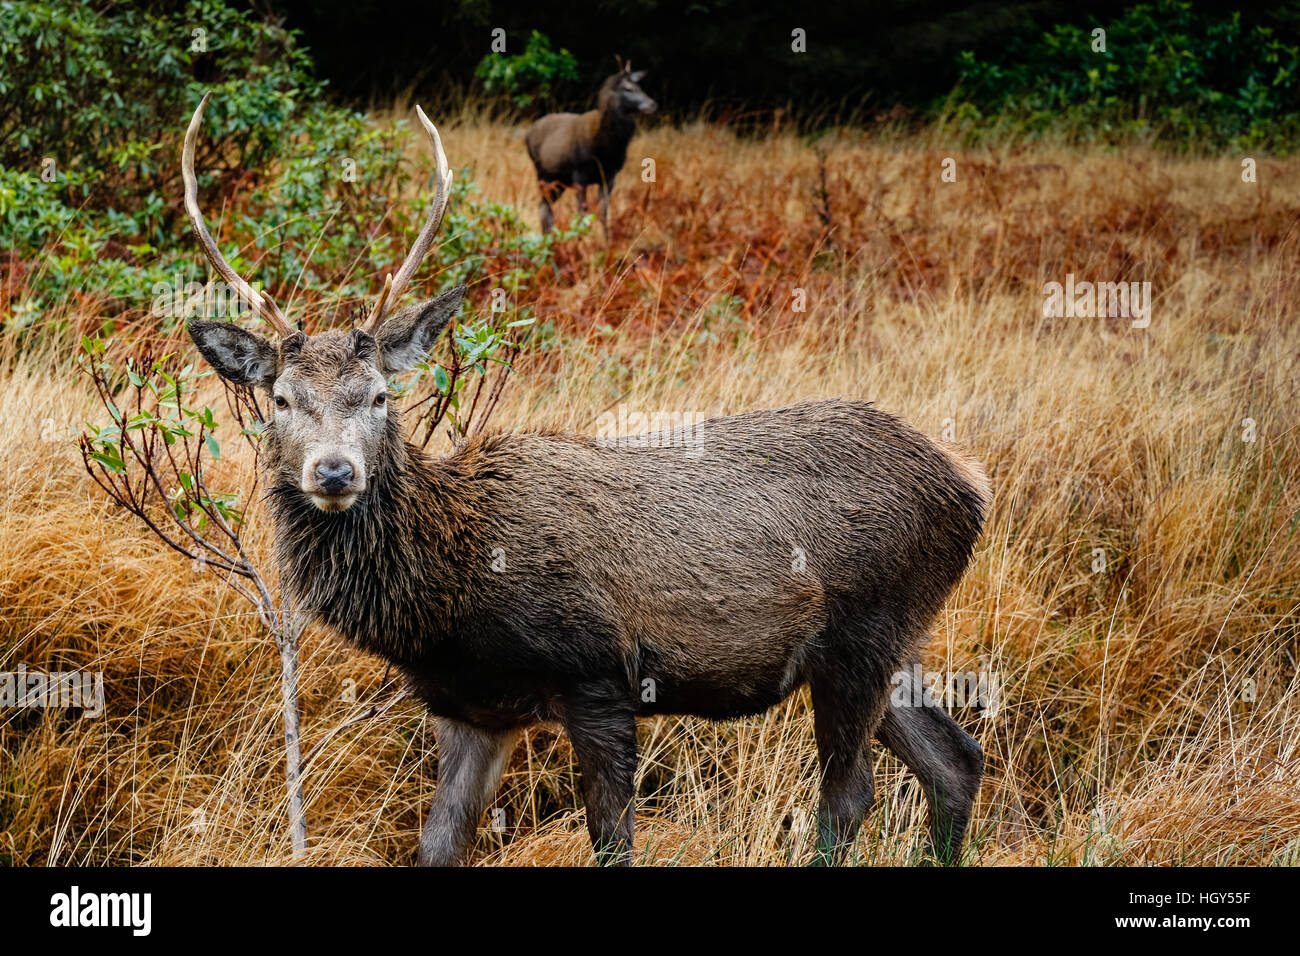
375,286 -> 466,373
630,70 -> 646,83
187,320 -> 278,389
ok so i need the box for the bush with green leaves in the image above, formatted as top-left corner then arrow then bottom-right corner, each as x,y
0,0 -> 323,322
474,29 -> 580,110
0,0 -> 588,339
949,1 -> 1300,150
0,0 -> 317,195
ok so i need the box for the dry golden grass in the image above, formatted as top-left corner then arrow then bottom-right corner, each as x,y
3,110 -> 1299,866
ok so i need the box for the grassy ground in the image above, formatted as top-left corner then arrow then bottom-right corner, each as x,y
2,109 -> 1299,865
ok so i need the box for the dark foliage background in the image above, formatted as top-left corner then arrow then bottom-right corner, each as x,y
269,0 -> 1300,117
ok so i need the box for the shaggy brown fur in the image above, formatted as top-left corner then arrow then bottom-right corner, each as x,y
189,300 -> 990,867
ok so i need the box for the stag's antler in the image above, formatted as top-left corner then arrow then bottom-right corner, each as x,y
364,272 -> 393,330
361,105 -> 453,334
182,92 -> 294,338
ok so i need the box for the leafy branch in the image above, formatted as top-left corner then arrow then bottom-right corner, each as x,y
76,334 -> 307,858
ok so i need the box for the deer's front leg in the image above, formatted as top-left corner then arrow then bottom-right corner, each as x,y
562,683 -> 638,866
418,718 -> 519,866
596,182 -> 611,239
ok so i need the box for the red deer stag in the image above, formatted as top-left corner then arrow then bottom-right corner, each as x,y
182,92 -> 989,866
525,62 -> 656,236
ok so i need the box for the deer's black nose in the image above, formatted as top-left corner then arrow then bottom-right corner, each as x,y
315,458 -> 355,493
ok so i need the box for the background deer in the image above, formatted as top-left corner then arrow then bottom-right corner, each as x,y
525,62 -> 656,236
183,93 -> 989,866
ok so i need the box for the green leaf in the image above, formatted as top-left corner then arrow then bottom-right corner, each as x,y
90,450 -> 125,473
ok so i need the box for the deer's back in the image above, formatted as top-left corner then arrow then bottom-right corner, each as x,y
450,399 -> 988,716
526,110 -> 629,184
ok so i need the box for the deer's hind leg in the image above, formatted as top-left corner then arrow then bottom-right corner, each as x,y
807,617 -> 897,865
809,603 -> 943,865
876,662 -> 984,865
808,679 -> 877,864
596,180 -> 612,239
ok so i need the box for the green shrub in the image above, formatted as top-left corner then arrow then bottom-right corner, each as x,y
0,0 -> 317,195
474,30 -> 580,110
0,1 -> 587,337
949,1 -> 1300,150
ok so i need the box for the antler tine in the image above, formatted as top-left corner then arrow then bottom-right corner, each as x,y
182,92 -> 294,338
361,105 -> 453,334
364,272 -> 393,329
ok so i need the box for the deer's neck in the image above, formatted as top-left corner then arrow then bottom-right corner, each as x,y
268,432 -> 481,664
592,103 -> 636,154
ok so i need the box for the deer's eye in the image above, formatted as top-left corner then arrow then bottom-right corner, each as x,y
274,395 -> 288,410
374,393 -> 387,408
